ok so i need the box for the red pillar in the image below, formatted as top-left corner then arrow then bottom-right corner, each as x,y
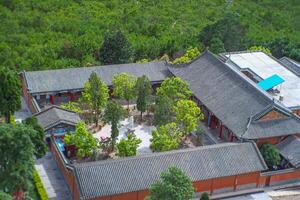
230,133 -> 234,142
228,131 -> 231,141
50,95 -> 55,104
218,122 -> 223,138
69,92 -> 75,101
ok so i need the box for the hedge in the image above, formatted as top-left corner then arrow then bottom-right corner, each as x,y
33,169 -> 49,200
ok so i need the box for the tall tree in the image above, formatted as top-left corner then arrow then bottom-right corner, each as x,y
23,117 -> 47,159
135,75 -> 152,119
112,73 -> 136,109
174,100 -> 203,135
0,68 -> 21,123
97,29 -> 132,64
146,167 -> 195,200
103,101 -> 126,151
0,124 -> 35,196
81,72 -> 109,127
150,122 -> 182,152
117,134 -> 142,157
64,121 -> 98,158
156,77 -> 192,102
154,96 -> 173,126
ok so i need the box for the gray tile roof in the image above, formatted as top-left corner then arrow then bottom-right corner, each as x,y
277,135 -> 300,168
73,142 -> 267,199
280,57 -> 300,77
169,51 -> 300,139
34,106 -> 81,131
23,61 -> 170,94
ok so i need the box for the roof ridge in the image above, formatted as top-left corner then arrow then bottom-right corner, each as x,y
73,142 -> 245,168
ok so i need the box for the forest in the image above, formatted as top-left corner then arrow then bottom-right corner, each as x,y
0,0 -> 300,71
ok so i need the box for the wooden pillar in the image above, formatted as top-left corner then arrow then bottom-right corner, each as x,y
210,179 -> 214,195
228,131 -> 231,141
230,133 -> 234,142
50,95 -> 55,104
234,175 -> 238,191
69,92 -> 75,101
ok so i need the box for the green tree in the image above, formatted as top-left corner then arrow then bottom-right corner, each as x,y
61,101 -> 83,114
154,96 -> 174,126
200,192 -> 209,200
64,122 -> 98,158
0,191 -> 12,200
0,124 -> 35,195
0,68 -> 21,123
150,123 -> 182,152
97,29 -> 132,64
146,167 -> 195,200
81,72 -> 109,127
174,100 -> 203,135
172,47 -> 200,64
103,101 -> 126,151
112,73 -> 136,109
260,143 -> 281,168
23,117 -> 47,159
200,12 -> 248,51
268,37 -> 292,58
248,46 -> 271,55
117,134 -> 142,157
209,37 -> 225,54
135,75 -> 152,119
157,77 -> 192,102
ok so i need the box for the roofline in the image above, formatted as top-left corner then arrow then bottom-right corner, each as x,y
44,119 -> 79,131
33,105 -> 78,116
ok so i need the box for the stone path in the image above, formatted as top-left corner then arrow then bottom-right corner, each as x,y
35,152 -> 72,200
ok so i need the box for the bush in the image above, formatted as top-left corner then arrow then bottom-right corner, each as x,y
200,192 -> 209,200
260,143 -> 281,168
33,169 -> 49,200
0,191 -> 12,200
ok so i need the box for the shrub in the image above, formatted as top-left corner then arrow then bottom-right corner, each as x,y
260,143 -> 281,168
33,169 -> 49,200
200,192 -> 209,200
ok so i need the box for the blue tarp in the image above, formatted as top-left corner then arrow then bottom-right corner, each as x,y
257,74 -> 284,91
55,138 -> 65,152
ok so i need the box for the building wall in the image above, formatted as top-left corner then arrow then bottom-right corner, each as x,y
293,109 -> 300,117
257,137 -> 282,146
21,74 -> 38,113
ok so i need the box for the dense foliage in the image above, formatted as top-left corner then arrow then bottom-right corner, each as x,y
1,0 -> 299,72
0,191 -> 12,200
117,134 -> 142,157
0,68 -> 21,123
23,117 -> 47,158
0,124 -> 35,194
260,143 -> 281,168
33,170 -> 49,200
146,167 -> 195,200
64,121 -> 98,158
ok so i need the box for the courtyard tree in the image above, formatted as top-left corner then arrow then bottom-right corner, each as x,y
174,100 -> 203,135
117,134 -> 142,157
0,124 -> 35,197
156,77 -> 192,102
81,72 -> 109,127
61,101 -> 83,114
0,68 -> 21,123
200,192 -> 210,200
150,123 -> 182,152
97,29 -> 132,64
23,117 -> 47,159
154,96 -> 174,126
0,191 -> 12,200
103,101 -> 126,151
146,167 -> 195,200
112,73 -> 136,109
260,143 -> 281,168
135,75 -> 152,119
64,122 -> 98,158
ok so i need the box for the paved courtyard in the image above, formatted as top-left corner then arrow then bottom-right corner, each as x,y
35,152 -> 72,200
94,117 -> 155,154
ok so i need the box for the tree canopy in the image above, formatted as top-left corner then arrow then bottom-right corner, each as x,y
146,167 -> 195,200
0,68 -> 21,123
23,116 -> 47,159
260,143 -> 281,168
154,96 -> 174,127
150,123 -> 182,152
117,134 -> 142,157
80,72 -> 109,126
135,75 -> 152,118
103,101 -> 126,150
112,73 -> 136,109
64,121 -> 98,158
0,124 -> 35,193
0,191 -> 12,200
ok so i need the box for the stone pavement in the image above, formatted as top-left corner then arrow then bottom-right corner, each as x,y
35,152 -> 72,200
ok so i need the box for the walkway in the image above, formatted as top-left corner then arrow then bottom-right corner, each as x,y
35,152 -> 72,200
